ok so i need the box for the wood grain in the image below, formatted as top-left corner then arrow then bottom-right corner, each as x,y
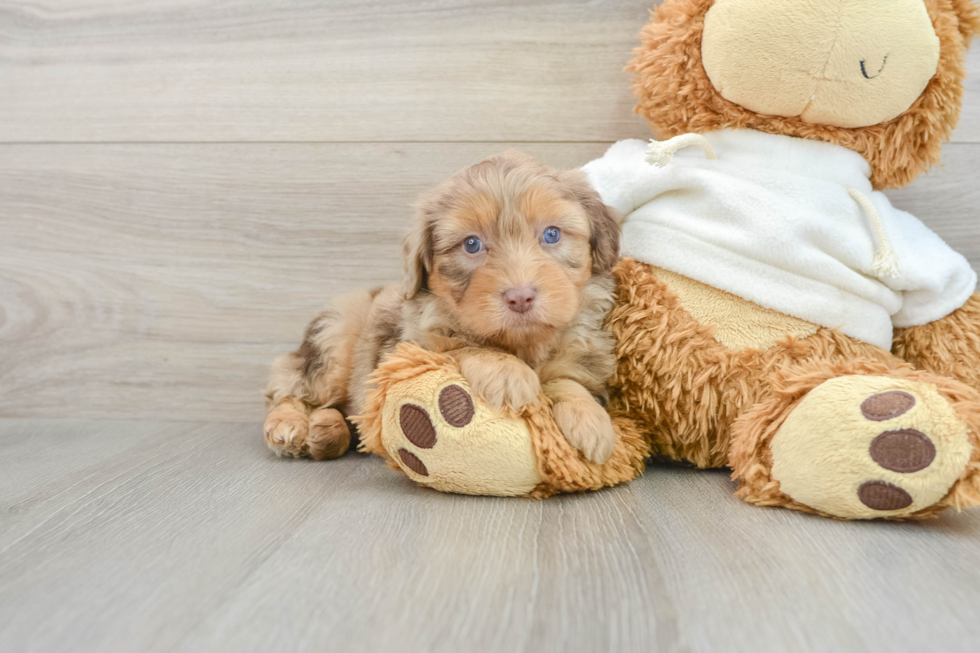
2,0 -> 976,144
0,0 -> 655,143
2,3 -> 980,651
1,142 -> 979,422
1,418 -> 979,653
0,142 -> 612,422
961,42 -> 980,142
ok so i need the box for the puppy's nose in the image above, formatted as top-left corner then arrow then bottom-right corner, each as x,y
503,287 -> 537,314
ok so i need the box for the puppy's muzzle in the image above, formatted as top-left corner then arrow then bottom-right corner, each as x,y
503,286 -> 537,314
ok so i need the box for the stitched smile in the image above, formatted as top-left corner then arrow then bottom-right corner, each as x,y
860,55 -> 888,80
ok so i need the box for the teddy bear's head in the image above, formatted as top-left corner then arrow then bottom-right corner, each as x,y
630,0 -> 980,189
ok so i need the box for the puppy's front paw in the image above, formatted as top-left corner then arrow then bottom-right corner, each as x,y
459,354 -> 541,411
553,398 -> 616,464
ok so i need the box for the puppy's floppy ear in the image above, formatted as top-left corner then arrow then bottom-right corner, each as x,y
401,225 -> 432,299
587,198 -> 622,275
402,217 -> 433,299
561,169 -> 621,275
402,194 -> 439,299
951,0 -> 980,45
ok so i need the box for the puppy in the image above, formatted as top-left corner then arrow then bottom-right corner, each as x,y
264,151 -> 621,464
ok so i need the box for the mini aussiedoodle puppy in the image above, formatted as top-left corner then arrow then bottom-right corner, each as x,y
264,151 -> 621,464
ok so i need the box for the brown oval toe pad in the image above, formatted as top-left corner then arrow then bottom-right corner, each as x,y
399,404 -> 437,449
870,429 -> 936,473
858,481 -> 913,511
438,385 -> 474,427
861,391 -> 915,422
398,448 -> 429,476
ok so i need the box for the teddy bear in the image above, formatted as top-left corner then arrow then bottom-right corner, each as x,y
355,342 -> 649,498
357,0 -> 980,520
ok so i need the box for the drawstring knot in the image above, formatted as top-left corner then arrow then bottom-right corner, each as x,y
645,133 -> 717,167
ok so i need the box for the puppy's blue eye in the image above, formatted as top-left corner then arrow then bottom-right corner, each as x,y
463,236 -> 483,254
543,227 -> 561,244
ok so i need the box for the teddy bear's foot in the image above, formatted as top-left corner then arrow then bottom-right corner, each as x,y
354,343 -> 650,497
378,374 -> 543,496
770,376 -> 973,518
731,366 -> 980,520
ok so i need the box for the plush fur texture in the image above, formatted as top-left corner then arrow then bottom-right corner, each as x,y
894,291 -> 980,395
264,152 -> 623,464
355,343 -> 649,497
589,0 -> 980,520
608,258 -> 899,468
610,259 -> 980,519
629,0 -> 980,189
953,0 -> 980,42
729,360 -> 980,520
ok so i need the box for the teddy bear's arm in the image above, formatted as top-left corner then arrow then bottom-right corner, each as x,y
893,291 -> 980,394
881,206 -> 978,329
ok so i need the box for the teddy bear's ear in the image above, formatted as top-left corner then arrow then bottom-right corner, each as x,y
951,0 -> 980,45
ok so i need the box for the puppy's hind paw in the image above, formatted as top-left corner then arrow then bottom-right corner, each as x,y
307,407 -> 352,460
264,399 -> 310,458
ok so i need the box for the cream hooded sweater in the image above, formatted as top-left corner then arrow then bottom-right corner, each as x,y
582,129 -> 977,351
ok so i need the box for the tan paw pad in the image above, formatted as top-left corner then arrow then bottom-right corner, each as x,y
857,481 -> 913,511
868,428 -> 935,474
397,449 -> 429,476
438,385 -> 474,427
771,376 -> 972,519
399,404 -> 437,449
861,391 -> 915,421
380,374 -> 541,496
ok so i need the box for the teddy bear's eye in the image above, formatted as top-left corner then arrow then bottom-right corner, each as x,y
463,236 -> 483,254
542,227 -> 561,244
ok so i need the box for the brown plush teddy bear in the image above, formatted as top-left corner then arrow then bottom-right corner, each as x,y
359,0 -> 980,520
356,343 -> 649,498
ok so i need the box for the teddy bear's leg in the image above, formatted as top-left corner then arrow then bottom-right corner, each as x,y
355,343 -> 649,497
729,361 -> 980,519
374,372 -> 544,496
894,292 -> 980,393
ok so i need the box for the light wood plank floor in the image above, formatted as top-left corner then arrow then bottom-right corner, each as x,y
4,1 -> 980,651
1,0 -> 979,423
1,418 -> 980,653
